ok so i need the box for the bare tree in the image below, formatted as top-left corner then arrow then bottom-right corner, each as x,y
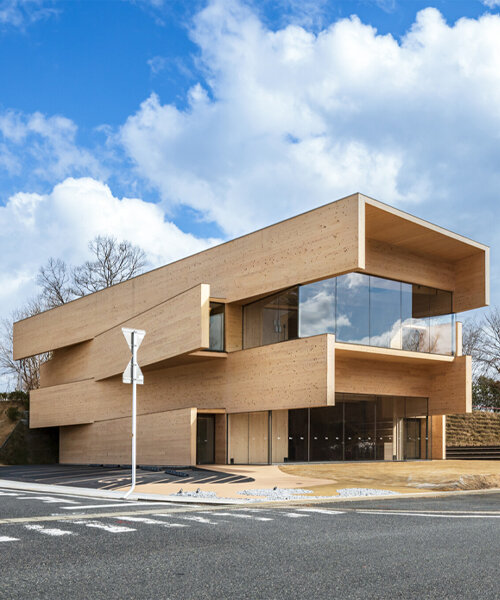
462,317 -> 487,377
0,298 -> 50,392
71,236 -> 147,296
478,308 -> 500,378
37,258 -> 73,308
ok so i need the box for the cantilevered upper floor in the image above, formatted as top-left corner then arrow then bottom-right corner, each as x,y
14,193 -> 489,367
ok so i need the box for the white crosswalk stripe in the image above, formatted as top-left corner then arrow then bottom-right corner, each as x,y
72,520 -> 136,533
115,516 -> 187,528
20,496 -> 81,505
62,502 -> 151,510
296,508 -> 345,515
210,512 -> 273,521
162,514 -> 220,525
284,512 -> 310,518
25,524 -> 74,536
0,536 -> 19,542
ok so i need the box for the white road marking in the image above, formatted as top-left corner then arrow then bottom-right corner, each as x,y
169,515 -> 220,525
357,510 -> 500,519
115,516 -> 187,527
0,491 -> 19,496
0,536 -> 19,542
19,496 -> 80,505
210,512 -> 273,521
62,502 -> 151,510
72,521 -> 136,533
25,524 -> 74,536
284,512 -> 310,518
296,508 -> 345,515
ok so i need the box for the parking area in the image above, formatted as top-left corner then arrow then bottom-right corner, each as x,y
0,464 -> 255,490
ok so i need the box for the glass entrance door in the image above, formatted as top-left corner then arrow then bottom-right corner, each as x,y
404,418 -> 422,459
197,414 -> 215,464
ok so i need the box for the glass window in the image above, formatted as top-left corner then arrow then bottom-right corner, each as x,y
310,405 -> 343,461
336,273 -> 370,345
279,288 -> 299,342
243,288 -> 298,349
343,398 -> 376,461
299,279 -> 336,337
209,303 -> 225,351
287,409 -> 309,462
369,276 -> 402,349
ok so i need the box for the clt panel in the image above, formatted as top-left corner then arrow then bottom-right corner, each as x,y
14,195 -> 361,358
429,355 -> 471,415
59,408 -> 196,465
33,335 -> 335,428
30,380 -> 95,428
39,341 -> 93,388
92,283 -> 210,381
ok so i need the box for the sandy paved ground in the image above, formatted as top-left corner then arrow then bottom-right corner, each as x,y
118,460 -> 500,499
280,460 -> 500,495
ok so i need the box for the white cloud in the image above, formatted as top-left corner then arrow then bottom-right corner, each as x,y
0,177 -> 219,317
483,0 -> 500,8
118,1 -> 500,243
0,110 -> 105,181
0,0 -> 56,29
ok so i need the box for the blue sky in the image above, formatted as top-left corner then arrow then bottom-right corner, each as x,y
1,0 -> 499,329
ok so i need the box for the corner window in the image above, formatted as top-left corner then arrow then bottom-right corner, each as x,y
209,302 -> 225,351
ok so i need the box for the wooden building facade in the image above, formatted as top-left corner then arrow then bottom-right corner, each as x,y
13,194 -> 489,465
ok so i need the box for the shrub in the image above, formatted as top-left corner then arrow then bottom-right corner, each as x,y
6,406 -> 20,421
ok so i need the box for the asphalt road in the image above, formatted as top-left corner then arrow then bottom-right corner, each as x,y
1,488 -> 499,600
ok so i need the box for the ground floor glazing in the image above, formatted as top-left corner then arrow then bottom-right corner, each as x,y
196,394 -> 432,465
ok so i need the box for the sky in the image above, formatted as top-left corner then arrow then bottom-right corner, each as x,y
1,0 -> 500,340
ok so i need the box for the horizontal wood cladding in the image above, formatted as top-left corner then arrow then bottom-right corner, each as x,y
453,250 -> 490,313
30,380 -> 95,428
40,341 -> 93,388
31,335 -> 335,428
93,284 -> 210,381
59,407 -> 196,465
14,195 -> 361,358
335,349 -> 471,416
429,355 -> 471,415
364,239 -> 456,292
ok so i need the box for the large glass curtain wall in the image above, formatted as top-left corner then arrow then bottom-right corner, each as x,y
299,274 -> 454,355
287,395 -> 430,462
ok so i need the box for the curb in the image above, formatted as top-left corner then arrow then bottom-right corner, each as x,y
0,479 -> 246,505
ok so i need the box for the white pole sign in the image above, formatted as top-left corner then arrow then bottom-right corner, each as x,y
121,327 -> 145,499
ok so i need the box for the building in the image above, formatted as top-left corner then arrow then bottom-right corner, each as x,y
13,194 -> 489,466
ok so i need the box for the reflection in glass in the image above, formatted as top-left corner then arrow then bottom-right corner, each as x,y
344,399 -> 375,461
299,279 -> 335,337
288,408 -> 308,461
209,303 -> 225,351
336,273 -> 370,344
369,276 -> 401,349
285,394 -> 430,463
243,287 -> 298,349
310,406 -> 343,461
298,274 -> 454,355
